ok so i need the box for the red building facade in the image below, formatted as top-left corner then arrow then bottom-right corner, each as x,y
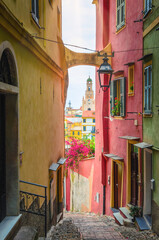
93,0 -> 143,216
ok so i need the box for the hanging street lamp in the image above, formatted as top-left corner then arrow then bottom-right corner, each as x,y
97,52 -> 114,91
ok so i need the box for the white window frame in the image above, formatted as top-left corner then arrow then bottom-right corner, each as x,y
32,0 -> 39,24
116,0 -> 125,31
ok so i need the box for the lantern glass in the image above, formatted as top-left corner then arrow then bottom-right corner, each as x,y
97,57 -> 114,89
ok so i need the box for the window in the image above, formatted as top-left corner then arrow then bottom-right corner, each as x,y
116,0 -> 125,31
144,0 -> 152,16
93,119 -> 95,123
32,0 -> 39,24
128,65 -> 134,95
78,132 -> 80,135
144,65 -> 152,114
110,77 -> 126,117
72,131 -> 74,135
83,126 -> 86,131
88,87 -> 90,91
83,119 -> 86,123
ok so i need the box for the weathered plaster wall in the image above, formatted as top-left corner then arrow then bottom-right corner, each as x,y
66,158 -> 94,213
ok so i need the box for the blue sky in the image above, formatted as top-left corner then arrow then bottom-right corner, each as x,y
62,0 -> 96,109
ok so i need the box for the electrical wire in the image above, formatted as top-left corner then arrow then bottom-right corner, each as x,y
32,35 -> 159,55
32,35 -> 97,52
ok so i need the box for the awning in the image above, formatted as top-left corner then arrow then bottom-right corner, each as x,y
124,62 -> 135,66
57,158 -> 66,165
104,153 -> 123,161
119,136 -> 140,140
134,142 -> 153,149
104,154 -> 117,158
49,163 -> 60,171
137,54 -> 152,61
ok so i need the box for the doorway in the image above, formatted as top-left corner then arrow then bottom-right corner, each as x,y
143,149 -> 152,215
131,145 -> 138,205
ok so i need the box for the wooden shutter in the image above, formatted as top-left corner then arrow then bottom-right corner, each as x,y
110,81 -> 115,116
120,77 -> 126,117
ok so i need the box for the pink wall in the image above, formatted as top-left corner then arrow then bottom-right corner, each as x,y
94,0 -> 143,215
66,158 -> 95,212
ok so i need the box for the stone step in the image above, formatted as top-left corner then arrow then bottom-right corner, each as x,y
119,207 -> 133,220
14,226 -> 38,240
123,218 -> 134,227
38,238 -> 52,240
113,212 -> 124,226
136,217 -> 150,231
144,215 -> 152,229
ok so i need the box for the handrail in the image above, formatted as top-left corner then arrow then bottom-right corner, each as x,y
20,180 -> 47,189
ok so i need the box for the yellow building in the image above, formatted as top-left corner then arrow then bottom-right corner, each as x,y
70,122 -> 82,139
82,111 -> 96,139
0,0 -> 66,237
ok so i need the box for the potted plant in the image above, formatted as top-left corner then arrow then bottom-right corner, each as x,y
112,98 -> 121,116
129,205 -> 142,221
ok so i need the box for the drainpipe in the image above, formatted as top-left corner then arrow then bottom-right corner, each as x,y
103,185 -> 106,215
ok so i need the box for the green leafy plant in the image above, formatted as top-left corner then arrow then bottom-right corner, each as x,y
112,98 -> 121,116
129,205 -> 142,220
130,85 -> 134,91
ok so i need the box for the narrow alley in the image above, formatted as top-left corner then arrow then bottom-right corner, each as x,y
46,212 -> 159,240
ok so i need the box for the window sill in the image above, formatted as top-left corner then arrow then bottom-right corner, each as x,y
113,116 -> 124,120
31,14 -> 45,30
143,9 -> 152,19
0,215 -> 22,240
116,24 -> 126,34
128,92 -> 134,97
143,113 -> 153,118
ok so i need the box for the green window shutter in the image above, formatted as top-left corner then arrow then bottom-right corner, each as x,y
120,77 -> 126,117
110,81 -> 115,116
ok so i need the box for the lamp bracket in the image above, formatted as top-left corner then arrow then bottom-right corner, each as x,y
97,52 -> 114,58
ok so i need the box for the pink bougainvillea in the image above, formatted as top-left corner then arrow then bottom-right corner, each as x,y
65,137 -> 95,172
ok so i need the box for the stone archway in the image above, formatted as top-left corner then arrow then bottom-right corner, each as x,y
0,41 -> 19,222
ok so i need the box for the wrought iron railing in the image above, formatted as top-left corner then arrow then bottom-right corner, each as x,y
19,180 -> 47,237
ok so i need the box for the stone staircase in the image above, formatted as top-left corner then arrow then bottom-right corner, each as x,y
112,207 -> 134,227
112,207 -> 152,231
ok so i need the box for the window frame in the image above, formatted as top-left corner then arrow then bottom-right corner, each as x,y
128,65 -> 134,96
110,77 -> 126,117
144,64 -> 152,114
116,0 -> 125,31
32,0 -> 39,24
144,0 -> 152,17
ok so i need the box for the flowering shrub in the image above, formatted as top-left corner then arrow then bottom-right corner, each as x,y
112,97 -> 120,116
65,137 -> 95,172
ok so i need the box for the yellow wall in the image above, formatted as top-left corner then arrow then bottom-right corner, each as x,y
0,0 -> 65,209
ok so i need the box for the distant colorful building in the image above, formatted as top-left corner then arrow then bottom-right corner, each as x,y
82,111 -> 95,139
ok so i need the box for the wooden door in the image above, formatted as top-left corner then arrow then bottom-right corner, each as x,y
131,150 -> 138,205
114,162 -> 118,209
0,95 -> 6,222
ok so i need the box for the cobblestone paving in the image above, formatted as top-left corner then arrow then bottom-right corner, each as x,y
65,212 -> 159,240
47,212 -> 159,240
47,218 -> 81,240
